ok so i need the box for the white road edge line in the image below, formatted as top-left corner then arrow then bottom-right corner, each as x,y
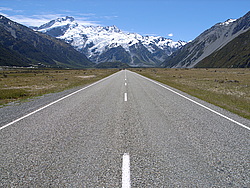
125,69 -> 127,80
124,93 -> 128,102
133,71 -> 250,131
122,153 -> 131,188
0,71 -> 122,131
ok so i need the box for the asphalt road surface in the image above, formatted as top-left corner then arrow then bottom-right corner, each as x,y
1,70 -> 249,187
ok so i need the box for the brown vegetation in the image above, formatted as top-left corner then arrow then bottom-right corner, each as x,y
132,68 -> 250,119
0,68 -> 118,106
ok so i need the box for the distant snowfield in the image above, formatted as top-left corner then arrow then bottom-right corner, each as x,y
35,16 -> 186,66
59,24 -> 185,54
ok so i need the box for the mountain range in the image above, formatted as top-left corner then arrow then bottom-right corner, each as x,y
0,15 -> 93,68
1,11 -> 249,68
33,16 -> 186,67
162,11 -> 250,68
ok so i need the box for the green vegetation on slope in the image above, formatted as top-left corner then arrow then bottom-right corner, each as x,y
196,29 -> 250,68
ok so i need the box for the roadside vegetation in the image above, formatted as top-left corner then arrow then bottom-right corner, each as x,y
132,68 -> 250,119
0,68 -> 118,106
1,67 -> 249,119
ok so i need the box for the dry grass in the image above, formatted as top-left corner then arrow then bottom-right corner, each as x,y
0,68 -> 119,106
132,68 -> 250,119
1,67 -> 249,119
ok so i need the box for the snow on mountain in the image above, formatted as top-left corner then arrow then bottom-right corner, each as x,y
0,15 -> 93,68
37,16 -> 76,31
219,19 -> 236,26
35,16 -> 186,66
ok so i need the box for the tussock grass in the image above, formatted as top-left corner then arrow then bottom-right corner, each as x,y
0,88 -> 29,99
0,68 -> 119,106
132,68 -> 250,119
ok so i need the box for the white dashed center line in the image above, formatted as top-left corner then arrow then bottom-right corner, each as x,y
124,93 -> 127,102
122,153 -> 131,188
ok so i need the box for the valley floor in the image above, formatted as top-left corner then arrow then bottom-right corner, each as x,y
1,68 -> 249,119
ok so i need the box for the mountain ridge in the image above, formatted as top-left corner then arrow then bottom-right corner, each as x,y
0,15 -> 93,68
162,11 -> 250,68
195,29 -> 250,68
34,17 -> 186,67
2,12 -> 249,69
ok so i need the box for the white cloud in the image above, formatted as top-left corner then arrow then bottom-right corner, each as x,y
0,7 -> 107,27
77,13 -> 96,17
168,33 -> 174,37
7,15 -> 52,26
0,7 -> 13,11
5,14 -> 100,27
0,7 -> 22,13
102,15 -> 118,20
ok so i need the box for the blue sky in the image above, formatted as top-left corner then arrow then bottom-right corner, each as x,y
0,0 -> 249,41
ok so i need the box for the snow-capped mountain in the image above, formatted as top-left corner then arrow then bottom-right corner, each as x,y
0,15 -> 92,68
162,11 -> 250,68
34,16 -> 186,66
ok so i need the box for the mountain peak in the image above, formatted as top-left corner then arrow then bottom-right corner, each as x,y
0,15 -> 92,68
35,16 -> 78,36
56,16 -> 75,23
219,18 -> 236,26
103,25 -> 121,33
35,16 -> 186,66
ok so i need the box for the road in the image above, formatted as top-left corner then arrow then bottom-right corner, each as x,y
1,70 -> 249,187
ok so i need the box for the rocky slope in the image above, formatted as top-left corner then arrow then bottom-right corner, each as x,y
162,11 -> 250,68
195,29 -> 250,68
